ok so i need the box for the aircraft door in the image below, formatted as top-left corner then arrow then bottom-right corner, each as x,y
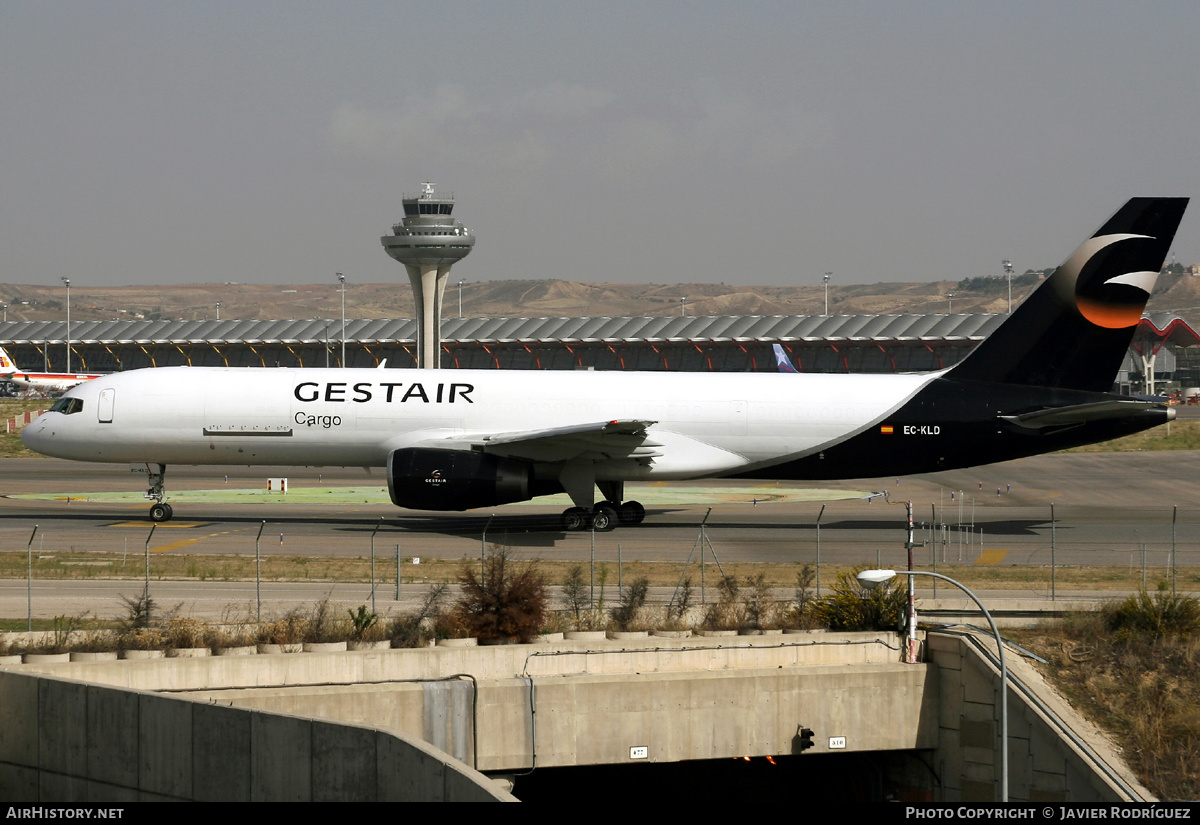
98,388 -> 115,423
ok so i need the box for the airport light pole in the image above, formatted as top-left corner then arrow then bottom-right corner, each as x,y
215,302 -> 221,321
337,272 -> 346,368
2,304 -> 6,323
680,296 -> 687,317
1003,259 -> 1014,314
823,272 -> 831,316
458,279 -> 464,319
857,569 -> 1009,801
947,291 -> 955,314
61,277 -> 71,373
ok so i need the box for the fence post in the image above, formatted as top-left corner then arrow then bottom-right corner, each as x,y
255,521 -> 266,621
26,525 -> 38,632
144,524 -> 156,616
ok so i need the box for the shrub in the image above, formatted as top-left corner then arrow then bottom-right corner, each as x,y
1105,584 -> 1200,640
700,574 -> 783,631
390,583 -> 449,647
120,592 -> 156,631
33,614 -> 86,654
348,605 -> 381,641
742,573 -> 780,630
702,576 -> 744,630
785,565 -> 820,630
667,575 -> 695,627
814,567 -> 909,632
454,546 -> 547,642
561,565 -> 589,630
164,617 -> 207,650
612,577 -> 650,631
119,626 -> 166,651
257,609 -> 308,645
302,597 -> 348,643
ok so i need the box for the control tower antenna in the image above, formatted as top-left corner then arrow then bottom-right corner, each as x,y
380,183 -> 475,368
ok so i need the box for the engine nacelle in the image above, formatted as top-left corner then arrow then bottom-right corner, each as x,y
387,448 -> 532,511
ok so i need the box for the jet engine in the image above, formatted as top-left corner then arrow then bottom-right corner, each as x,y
387,448 -> 534,511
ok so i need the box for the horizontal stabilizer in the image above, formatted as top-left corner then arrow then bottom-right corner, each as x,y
998,399 -> 1172,429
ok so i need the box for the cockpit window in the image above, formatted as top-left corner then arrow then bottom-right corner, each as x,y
49,397 -> 84,415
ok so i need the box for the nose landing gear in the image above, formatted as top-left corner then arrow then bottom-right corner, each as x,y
140,463 -> 173,522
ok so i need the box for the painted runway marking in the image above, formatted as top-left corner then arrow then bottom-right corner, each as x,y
975,548 -> 1009,565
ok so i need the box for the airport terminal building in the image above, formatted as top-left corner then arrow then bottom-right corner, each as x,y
2,311 -> 1198,395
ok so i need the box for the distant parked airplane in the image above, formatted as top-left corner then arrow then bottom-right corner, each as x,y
0,346 -> 104,395
773,343 -> 799,373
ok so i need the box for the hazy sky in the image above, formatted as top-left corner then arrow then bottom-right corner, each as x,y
3,1 -> 1198,291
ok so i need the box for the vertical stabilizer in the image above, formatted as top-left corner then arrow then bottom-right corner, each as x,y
949,198 -> 1188,392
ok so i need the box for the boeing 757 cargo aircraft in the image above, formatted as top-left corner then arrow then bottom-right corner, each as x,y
22,198 -> 1188,529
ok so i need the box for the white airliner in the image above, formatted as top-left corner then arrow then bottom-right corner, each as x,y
22,198 -> 1188,528
0,346 -> 103,395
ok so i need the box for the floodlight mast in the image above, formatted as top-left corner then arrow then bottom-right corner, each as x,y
1003,259 -> 1014,314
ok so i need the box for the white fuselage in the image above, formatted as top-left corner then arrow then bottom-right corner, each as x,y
21,366 -> 939,479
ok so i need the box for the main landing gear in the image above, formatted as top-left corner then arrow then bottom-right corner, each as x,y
560,499 -> 646,532
141,463 -> 173,522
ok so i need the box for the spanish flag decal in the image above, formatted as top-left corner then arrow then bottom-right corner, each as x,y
880,425 -> 894,434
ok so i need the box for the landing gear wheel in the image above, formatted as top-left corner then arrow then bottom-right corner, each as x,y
562,506 -> 590,532
618,500 -> 646,525
591,504 -> 619,532
149,503 -> 172,523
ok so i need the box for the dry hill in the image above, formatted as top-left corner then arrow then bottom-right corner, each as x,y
2,271 -> 1197,326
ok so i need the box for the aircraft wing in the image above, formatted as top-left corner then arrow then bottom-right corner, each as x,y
420,419 -> 662,463
998,399 -> 1170,429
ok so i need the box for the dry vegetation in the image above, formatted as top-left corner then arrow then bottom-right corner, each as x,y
1064,419 -> 1200,452
0,399 -> 51,457
1008,588 -> 1200,801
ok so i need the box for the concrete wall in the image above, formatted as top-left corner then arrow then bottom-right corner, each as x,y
925,631 -> 1153,803
178,662 -> 937,771
5,632 -> 919,775
0,669 -> 513,802
5,630 -> 1149,802
9,630 -> 899,693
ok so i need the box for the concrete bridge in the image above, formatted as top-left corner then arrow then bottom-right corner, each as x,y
0,630 -> 1150,802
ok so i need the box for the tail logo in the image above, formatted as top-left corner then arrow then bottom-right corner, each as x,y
1055,233 -> 1158,329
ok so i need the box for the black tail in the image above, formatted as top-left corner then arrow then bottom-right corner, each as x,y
949,198 -> 1188,392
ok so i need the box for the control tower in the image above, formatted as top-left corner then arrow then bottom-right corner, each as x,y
381,183 -> 475,369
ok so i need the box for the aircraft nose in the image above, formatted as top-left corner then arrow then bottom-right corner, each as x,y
21,417 -> 50,452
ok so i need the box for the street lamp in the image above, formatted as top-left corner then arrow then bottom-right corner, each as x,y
823,272 -> 831,316
1002,260 -> 1014,314
337,272 -> 346,368
857,568 -> 1009,801
61,277 -> 71,373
